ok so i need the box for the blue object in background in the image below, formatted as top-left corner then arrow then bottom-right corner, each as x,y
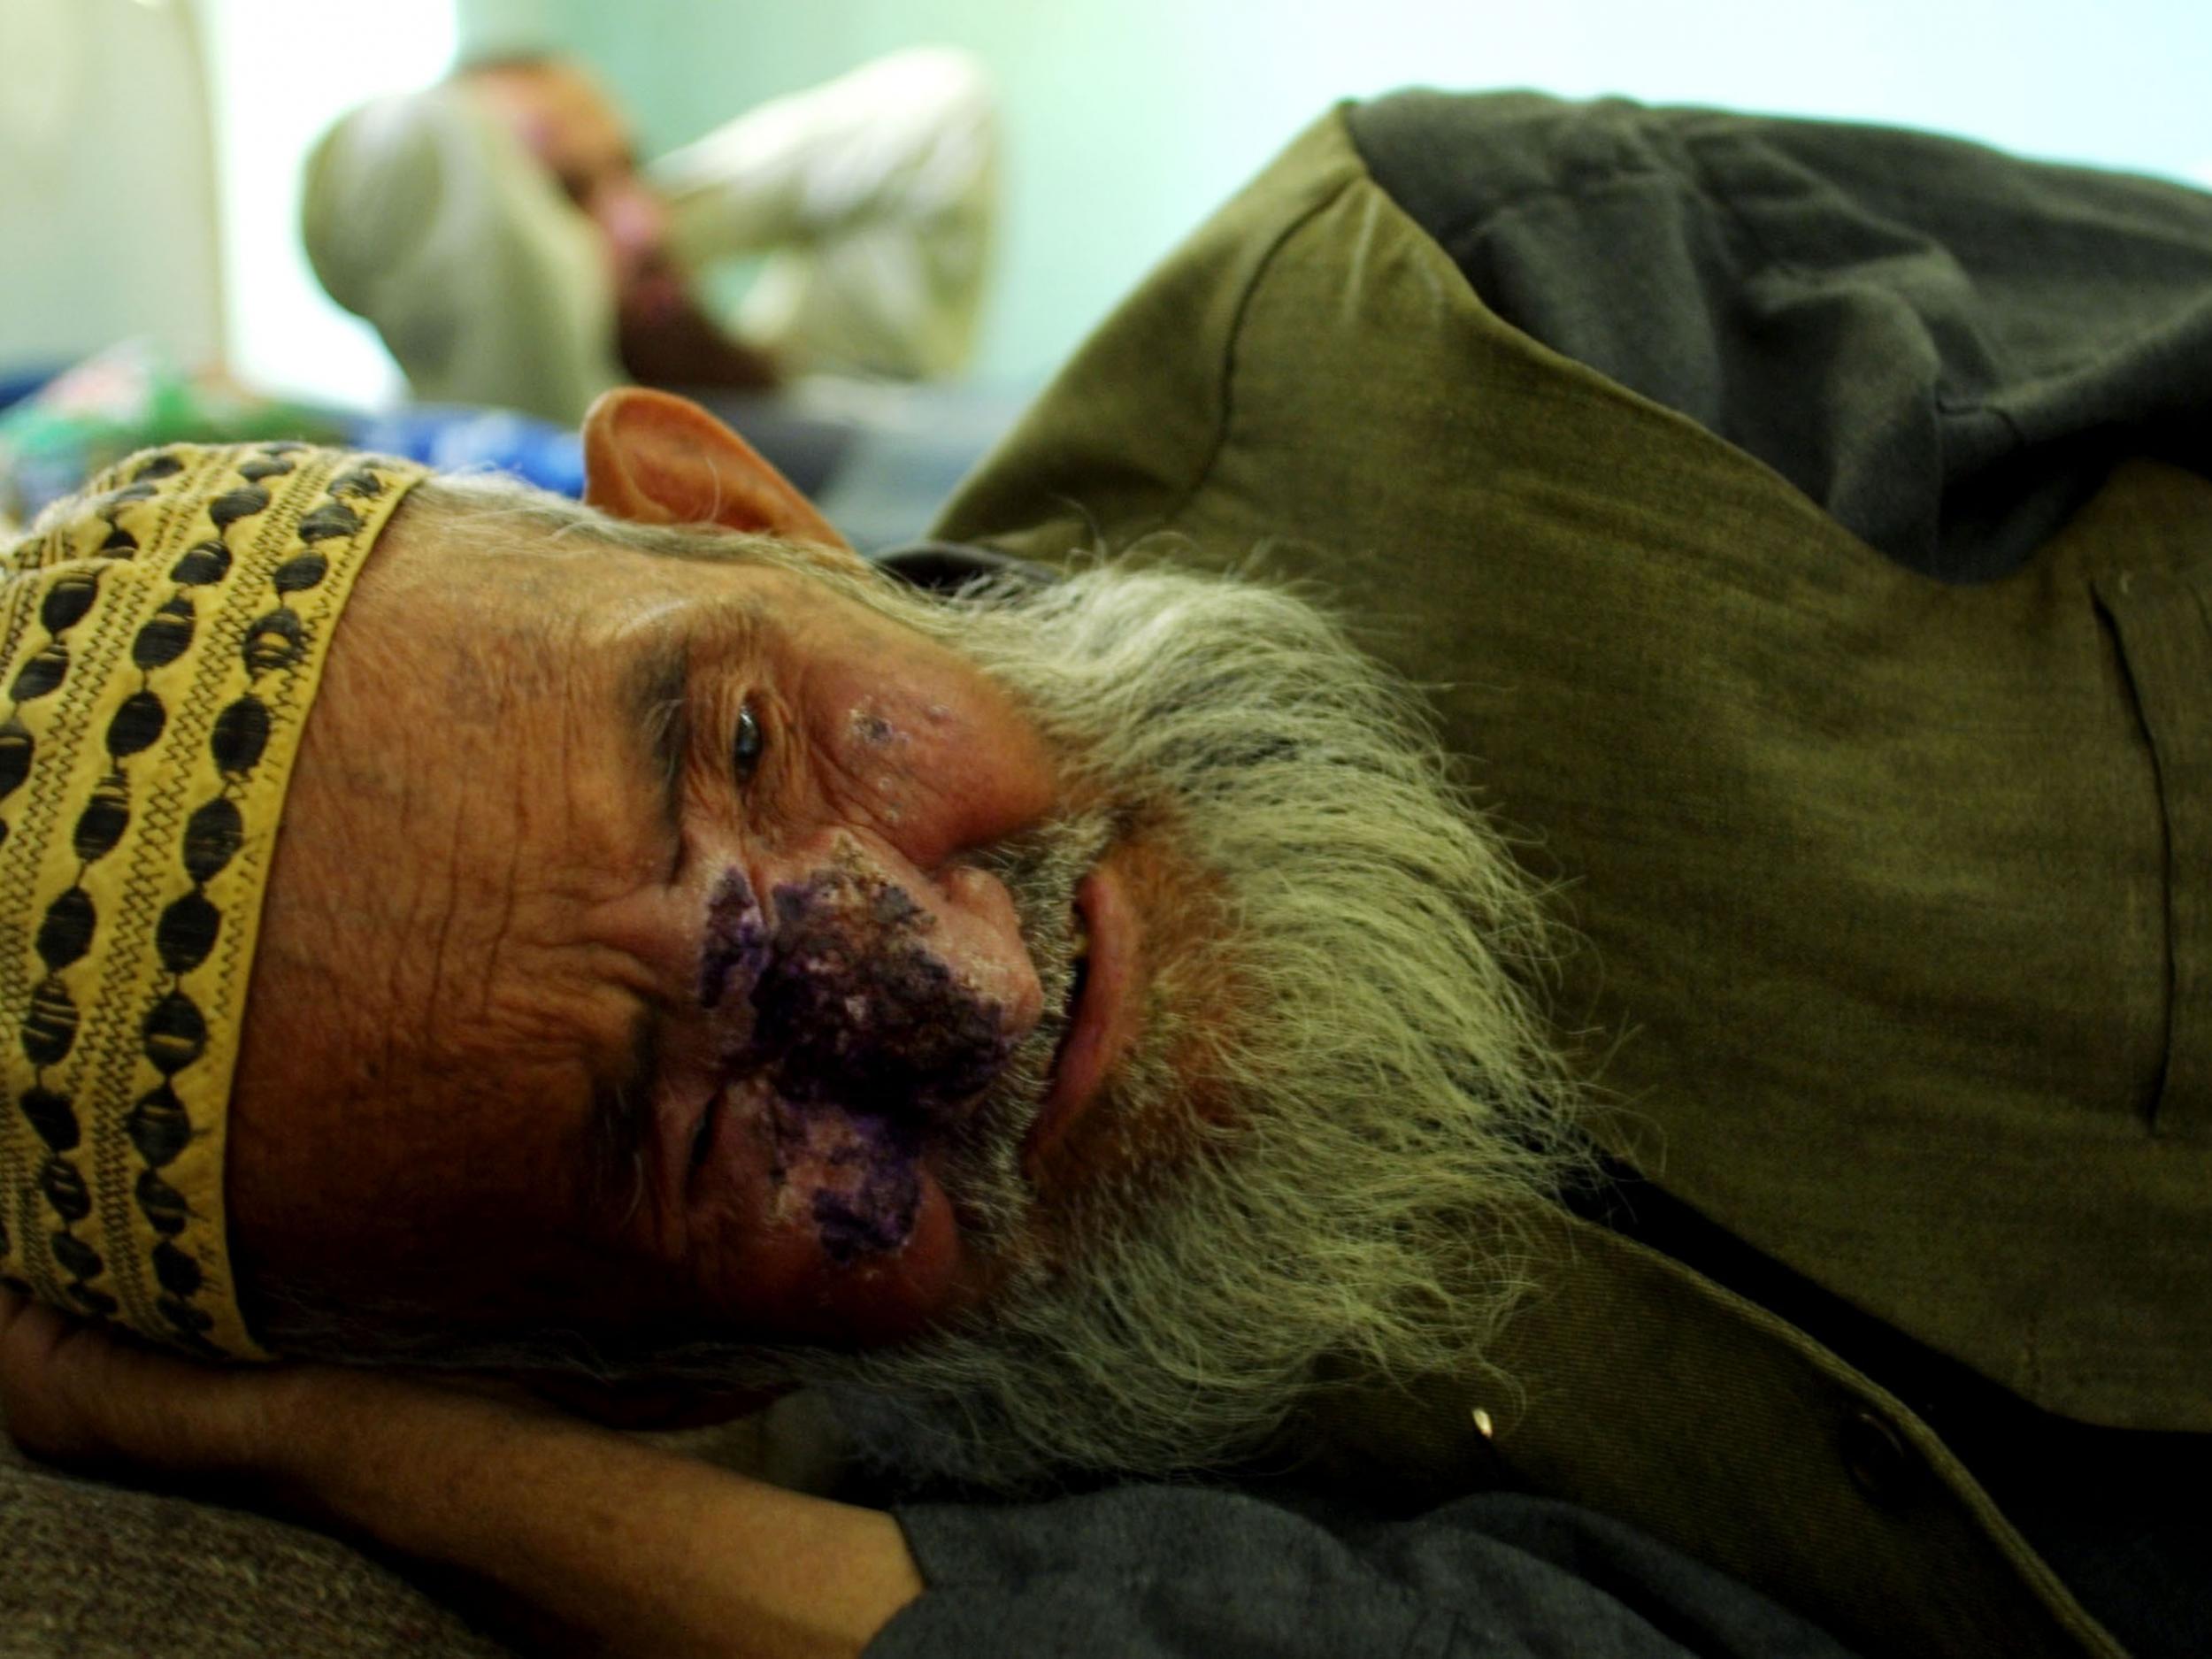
0,366 -> 62,416
348,405 -> 587,496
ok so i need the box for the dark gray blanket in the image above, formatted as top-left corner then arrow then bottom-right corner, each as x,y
0,1404 -> 509,1658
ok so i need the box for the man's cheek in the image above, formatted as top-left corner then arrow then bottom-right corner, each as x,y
756,1085 -> 925,1264
679,1091 -> 967,1345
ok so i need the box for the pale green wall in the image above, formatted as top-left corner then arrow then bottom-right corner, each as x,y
481,0 -> 2212,387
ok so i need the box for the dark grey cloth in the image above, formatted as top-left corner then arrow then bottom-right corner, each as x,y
1348,90 -> 2212,581
1576,1164 -> 2211,1659
874,1488 -> 1858,1659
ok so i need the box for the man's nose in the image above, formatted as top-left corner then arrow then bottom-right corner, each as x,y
796,641 -> 1060,880
693,833 -> 1041,1125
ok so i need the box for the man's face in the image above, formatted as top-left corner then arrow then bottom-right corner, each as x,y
226,441 -> 1572,1487
227,496 -> 1189,1348
465,60 -> 676,311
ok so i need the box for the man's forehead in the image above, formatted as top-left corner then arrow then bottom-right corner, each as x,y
417,518 -> 804,613
384,514 -> 845,722
382,477 -> 978,670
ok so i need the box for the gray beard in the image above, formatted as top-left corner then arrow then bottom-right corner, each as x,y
261,523 -> 1586,1494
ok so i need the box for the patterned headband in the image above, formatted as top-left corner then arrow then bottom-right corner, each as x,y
0,442 -> 427,1358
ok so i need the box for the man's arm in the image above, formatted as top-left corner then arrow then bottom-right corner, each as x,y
0,1288 -> 918,1659
652,48 -> 997,381
1,1288 -> 1864,1659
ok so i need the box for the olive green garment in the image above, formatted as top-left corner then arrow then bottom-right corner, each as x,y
934,105 -> 2212,1659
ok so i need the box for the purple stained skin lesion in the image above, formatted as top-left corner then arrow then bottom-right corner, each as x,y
766,1101 -> 922,1264
698,870 -> 774,1011
696,863 -> 1016,1261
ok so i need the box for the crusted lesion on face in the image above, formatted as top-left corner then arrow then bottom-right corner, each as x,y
678,855 -> 1028,1265
745,857 -> 1018,1123
697,866 -> 773,1015
764,1096 -> 924,1263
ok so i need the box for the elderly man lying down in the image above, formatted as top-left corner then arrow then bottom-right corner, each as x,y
4,90 -> 2210,1659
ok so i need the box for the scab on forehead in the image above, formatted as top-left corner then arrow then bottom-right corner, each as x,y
849,708 -> 900,747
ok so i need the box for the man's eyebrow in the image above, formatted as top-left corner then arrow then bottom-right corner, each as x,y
625,629 -> 691,844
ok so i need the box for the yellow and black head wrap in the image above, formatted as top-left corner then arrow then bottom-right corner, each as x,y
0,442 -> 427,1358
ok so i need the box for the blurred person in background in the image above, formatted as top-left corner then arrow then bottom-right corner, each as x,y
302,46 -> 997,421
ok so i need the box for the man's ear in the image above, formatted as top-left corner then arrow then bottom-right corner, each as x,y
581,387 -> 860,564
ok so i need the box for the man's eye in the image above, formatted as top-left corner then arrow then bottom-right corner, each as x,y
732,702 -> 765,784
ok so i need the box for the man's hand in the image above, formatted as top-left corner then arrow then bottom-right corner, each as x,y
0,1288 -> 921,1659
0,1283 -> 286,1479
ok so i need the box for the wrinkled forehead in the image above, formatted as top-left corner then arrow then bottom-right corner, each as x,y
380,488 -> 780,618
381,473 -> 998,657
